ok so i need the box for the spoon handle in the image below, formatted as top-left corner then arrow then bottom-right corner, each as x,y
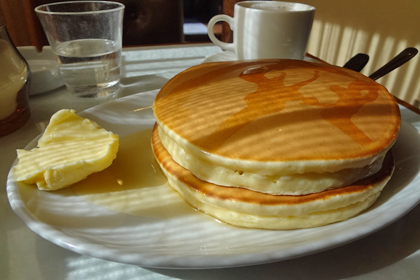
369,47 -> 418,80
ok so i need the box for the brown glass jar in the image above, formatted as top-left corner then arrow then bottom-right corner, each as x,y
0,9 -> 31,137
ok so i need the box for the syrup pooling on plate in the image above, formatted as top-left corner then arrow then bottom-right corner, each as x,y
154,60 -> 400,162
71,129 -> 195,219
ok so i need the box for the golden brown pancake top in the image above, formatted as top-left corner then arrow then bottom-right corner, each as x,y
153,59 -> 400,162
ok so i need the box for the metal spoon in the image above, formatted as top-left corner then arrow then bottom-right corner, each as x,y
343,53 -> 370,72
369,47 -> 418,80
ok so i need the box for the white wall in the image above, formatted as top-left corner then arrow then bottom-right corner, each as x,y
287,0 -> 420,104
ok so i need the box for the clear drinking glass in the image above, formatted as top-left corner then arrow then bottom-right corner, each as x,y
35,1 -> 124,98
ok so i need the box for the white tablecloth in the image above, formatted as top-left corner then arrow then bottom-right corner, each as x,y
1,43 -> 420,280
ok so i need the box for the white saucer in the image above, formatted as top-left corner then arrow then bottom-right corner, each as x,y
203,51 -> 322,64
18,46 -> 64,95
203,51 -> 237,63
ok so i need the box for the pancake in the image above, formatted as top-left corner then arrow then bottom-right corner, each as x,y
157,125 -> 383,195
153,59 -> 400,195
152,124 -> 394,229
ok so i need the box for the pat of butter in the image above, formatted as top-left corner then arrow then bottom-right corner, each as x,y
12,109 -> 119,191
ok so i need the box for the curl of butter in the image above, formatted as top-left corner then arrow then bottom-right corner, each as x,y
12,109 -> 119,191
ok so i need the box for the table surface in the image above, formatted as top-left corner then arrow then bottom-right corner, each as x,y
2,43 -> 420,280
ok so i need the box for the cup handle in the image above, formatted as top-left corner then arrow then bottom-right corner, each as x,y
207,14 -> 235,52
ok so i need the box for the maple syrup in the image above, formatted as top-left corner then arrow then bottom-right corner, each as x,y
71,129 -> 194,219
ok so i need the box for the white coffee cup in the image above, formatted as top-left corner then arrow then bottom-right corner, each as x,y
207,1 -> 315,60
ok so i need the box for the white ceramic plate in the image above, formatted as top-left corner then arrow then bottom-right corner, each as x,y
7,90 -> 420,269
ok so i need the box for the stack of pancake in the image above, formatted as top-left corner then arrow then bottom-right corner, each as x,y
152,59 -> 400,229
